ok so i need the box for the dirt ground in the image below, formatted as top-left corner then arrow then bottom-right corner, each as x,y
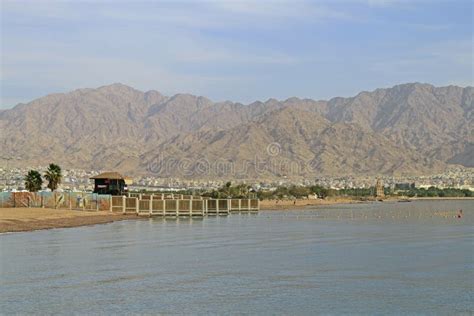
0,208 -> 137,233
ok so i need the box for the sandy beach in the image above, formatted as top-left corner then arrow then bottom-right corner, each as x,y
0,208 -> 137,233
259,196 -> 474,210
259,197 -> 370,210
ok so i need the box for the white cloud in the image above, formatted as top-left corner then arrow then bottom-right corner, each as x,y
2,0 -> 354,28
406,23 -> 451,32
369,40 -> 473,81
1,0 -> 472,108
365,0 -> 415,7
206,0 -> 351,20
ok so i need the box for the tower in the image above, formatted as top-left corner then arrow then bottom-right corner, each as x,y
375,179 -> 385,198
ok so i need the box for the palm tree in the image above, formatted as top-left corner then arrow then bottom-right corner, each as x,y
25,170 -> 43,192
44,163 -> 62,191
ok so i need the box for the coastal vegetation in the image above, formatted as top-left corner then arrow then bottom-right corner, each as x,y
24,170 -> 43,192
400,187 -> 473,198
135,183 -> 473,200
22,164 -> 63,192
202,182 -> 253,199
44,164 -> 62,191
201,183 -> 473,200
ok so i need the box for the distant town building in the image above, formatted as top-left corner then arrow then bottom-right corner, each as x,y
90,172 -> 132,195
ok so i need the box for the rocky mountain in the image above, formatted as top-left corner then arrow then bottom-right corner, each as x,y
1,82 -> 472,178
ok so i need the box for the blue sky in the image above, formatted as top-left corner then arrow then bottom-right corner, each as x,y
1,0 -> 472,108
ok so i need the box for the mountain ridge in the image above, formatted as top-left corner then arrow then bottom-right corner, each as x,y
1,82 -> 472,179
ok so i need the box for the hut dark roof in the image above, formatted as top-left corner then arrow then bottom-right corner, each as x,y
90,172 -> 125,180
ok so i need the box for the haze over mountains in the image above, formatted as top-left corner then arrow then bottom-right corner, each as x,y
1,83 -> 472,179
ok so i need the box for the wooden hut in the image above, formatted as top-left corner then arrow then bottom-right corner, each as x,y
91,172 -> 130,195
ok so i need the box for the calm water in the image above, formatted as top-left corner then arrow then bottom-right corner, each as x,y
1,200 -> 473,315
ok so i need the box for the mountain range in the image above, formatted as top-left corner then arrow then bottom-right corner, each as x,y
1,82 -> 472,179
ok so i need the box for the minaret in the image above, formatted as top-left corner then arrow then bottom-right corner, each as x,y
375,179 -> 385,198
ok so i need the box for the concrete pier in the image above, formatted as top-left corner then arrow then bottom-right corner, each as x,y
111,195 -> 259,217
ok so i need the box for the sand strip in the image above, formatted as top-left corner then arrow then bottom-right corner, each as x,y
0,208 -> 138,233
259,198 -> 368,210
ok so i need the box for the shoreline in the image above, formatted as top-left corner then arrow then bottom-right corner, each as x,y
1,197 -> 472,233
260,197 -> 367,210
260,196 -> 474,210
0,208 -> 139,234
407,197 -> 474,201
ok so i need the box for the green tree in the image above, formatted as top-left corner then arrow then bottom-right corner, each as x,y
310,185 -> 328,199
24,170 -> 43,192
44,163 -> 62,191
274,186 -> 289,199
288,185 -> 310,198
257,190 -> 274,200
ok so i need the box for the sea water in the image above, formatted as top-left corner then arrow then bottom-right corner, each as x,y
1,200 -> 473,314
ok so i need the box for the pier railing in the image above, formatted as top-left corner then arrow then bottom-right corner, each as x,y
111,196 -> 259,216
127,193 -> 204,200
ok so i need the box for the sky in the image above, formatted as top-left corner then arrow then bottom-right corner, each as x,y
1,0 -> 473,108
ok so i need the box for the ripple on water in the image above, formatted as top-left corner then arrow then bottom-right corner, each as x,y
0,200 -> 473,315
